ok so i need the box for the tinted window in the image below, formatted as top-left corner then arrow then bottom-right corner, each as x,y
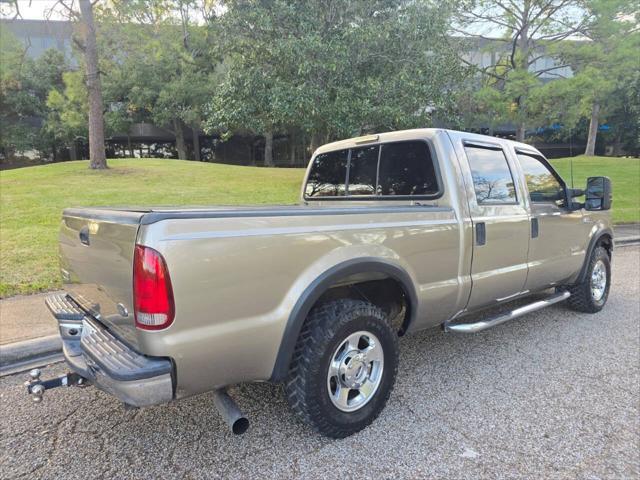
377,141 -> 439,196
347,146 -> 378,196
465,146 -> 517,204
517,153 -> 564,203
305,149 -> 348,197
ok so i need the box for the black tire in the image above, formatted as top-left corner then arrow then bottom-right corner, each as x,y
285,299 -> 399,438
566,246 -> 611,313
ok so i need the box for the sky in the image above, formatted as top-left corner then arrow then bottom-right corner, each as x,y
0,0 -> 69,21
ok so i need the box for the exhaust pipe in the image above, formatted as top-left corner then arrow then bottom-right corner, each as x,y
212,389 -> 249,435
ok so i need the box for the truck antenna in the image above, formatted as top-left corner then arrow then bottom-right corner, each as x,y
569,127 -> 574,188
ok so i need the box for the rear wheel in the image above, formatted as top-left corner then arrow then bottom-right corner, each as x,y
285,299 -> 399,438
566,246 -> 611,313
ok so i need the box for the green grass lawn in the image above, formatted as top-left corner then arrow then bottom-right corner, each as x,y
1,159 -> 304,297
1,156 -> 638,298
550,156 -> 640,224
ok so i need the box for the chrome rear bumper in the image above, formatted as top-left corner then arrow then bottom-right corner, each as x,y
45,293 -> 174,407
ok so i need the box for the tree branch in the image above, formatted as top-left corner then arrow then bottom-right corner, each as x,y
458,55 -> 507,81
534,64 -> 571,76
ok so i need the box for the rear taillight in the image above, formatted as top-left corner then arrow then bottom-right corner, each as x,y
133,244 -> 175,330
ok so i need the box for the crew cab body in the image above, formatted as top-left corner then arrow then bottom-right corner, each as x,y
43,129 -> 613,424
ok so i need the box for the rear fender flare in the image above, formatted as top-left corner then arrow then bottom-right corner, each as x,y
269,258 -> 417,382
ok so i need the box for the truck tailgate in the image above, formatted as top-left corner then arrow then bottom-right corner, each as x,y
59,208 -> 147,348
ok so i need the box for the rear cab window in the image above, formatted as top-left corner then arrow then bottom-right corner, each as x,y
304,150 -> 349,197
305,140 -> 441,200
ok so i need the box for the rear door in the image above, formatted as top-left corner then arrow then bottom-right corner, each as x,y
514,149 -> 586,290
461,141 -> 531,309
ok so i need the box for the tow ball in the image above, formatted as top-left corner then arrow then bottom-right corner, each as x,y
25,368 -> 87,403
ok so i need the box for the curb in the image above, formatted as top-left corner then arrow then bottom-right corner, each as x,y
616,237 -> 640,246
0,335 -> 62,367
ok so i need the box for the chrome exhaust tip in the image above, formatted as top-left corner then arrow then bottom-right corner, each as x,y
212,389 -> 249,435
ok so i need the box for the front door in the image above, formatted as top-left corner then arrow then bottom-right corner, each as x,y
462,141 -> 531,310
514,149 -> 587,291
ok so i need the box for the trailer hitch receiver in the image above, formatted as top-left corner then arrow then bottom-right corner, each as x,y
25,368 -> 87,403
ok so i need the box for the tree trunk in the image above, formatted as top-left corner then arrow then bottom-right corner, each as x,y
514,10 -> 529,145
612,133 -> 622,157
585,101 -> 600,156
173,119 -> 187,159
289,131 -> 297,165
309,132 -> 322,153
264,130 -> 274,167
69,141 -> 77,161
192,126 -> 201,161
79,0 -> 107,169
127,135 -> 134,158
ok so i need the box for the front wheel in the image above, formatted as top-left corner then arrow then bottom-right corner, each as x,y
285,299 -> 399,438
566,246 -> 611,313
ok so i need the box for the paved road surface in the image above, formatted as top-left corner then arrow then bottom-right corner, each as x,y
1,247 -> 638,479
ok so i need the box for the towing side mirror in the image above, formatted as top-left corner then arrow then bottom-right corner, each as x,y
584,176 -> 612,211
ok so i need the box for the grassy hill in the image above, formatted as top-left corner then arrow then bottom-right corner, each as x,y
0,159 -> 304,297
1,156 -> 638,297
550,156 -> 639,226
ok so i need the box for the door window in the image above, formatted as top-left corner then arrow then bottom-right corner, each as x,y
516,153 -> 565,203
464,146 -> 517,204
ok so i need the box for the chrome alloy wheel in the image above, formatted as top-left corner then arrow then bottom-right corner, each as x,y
591,259 -> 607,302
327,331 -> 384,412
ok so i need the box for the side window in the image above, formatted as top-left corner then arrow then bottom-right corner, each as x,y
464,146 -> 517,204
347,146 -> 378,196
305,149 -> 349,197
517,153 -> 565,203
377,141 -> 439,196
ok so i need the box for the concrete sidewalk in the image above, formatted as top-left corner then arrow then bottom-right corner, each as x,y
0,224 -> 638,354
0,291 -> 61,345
615,223 -> 640,244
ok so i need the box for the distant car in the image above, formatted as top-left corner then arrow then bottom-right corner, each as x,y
30,129 -> 613,438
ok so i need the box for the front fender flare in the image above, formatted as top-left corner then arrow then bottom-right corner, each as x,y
575,227 -> 613,284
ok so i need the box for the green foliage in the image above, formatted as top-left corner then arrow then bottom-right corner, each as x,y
206,0 -> 467,145
46,71 -> 89,144
456,0 -> 593,139
96,0 -> 222,158
534,0 -> 640,151
0,31 -> 68,156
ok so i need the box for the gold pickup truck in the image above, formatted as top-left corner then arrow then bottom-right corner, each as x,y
29,129 -> 613,438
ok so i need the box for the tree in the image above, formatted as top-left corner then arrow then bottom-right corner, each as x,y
561,0 -> 639,155
51,0 -> 108,168
46,71 -> 89,158
0,30 -> 68,159
206,0 -> 467,165
455,0 -> 593,142
528,1 -> 639,155
78,0 -> 107,168
98,0 -> 221,160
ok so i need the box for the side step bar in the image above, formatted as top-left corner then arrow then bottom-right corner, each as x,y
443,290 -> 570,334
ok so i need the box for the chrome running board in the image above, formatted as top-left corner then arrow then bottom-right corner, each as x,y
443,290 -> 570,334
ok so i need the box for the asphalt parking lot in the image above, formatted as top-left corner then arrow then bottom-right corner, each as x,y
1,246 -> 638,480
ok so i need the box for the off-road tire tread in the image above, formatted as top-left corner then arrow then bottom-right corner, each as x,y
566,246 -> 610,313
285,299 -> 398,438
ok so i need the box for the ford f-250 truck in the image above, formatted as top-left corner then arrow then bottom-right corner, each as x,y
27,129 -> 613,438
